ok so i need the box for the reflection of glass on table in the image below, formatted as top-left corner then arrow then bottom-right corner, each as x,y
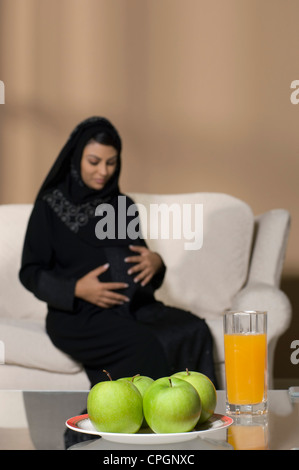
227,415 -> 268,450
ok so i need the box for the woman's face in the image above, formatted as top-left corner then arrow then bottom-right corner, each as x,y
80,141 -> 118,190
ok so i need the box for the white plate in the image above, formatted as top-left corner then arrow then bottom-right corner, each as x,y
66,413 -> 233,445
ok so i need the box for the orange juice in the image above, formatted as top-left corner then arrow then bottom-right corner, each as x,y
224,333 -> 267,404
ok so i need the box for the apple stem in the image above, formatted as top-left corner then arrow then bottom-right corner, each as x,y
131,374 -> 140,382
103,369 -> 112,381
168,378 -> 172,387
186,368 -> 190,375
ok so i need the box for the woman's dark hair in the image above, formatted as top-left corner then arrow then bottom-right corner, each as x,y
87,130 -> 121,154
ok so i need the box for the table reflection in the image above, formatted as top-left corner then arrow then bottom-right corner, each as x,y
0,390 -> 297,450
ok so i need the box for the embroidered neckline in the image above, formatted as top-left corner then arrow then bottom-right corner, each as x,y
43,189 -> 102,233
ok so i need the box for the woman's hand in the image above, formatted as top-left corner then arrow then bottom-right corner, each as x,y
125,245 -> 164,286
75,263 -> 130,308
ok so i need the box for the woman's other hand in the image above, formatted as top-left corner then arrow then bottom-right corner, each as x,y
125,245 -> 164,286
75,264 -> 130,308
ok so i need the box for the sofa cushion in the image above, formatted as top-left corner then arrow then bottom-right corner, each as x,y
0,317 -> 82,373
129,192 -> 254,317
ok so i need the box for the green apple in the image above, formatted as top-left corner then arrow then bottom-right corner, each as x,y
172,369 -> 217,423
118,374 -> 154,396
131,375 -> 154,396
118,375 -> 154,427
143,376 -> 202,433
87,370 -> 143,433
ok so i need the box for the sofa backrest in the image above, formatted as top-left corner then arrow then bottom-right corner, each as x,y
0,193 -> 254,321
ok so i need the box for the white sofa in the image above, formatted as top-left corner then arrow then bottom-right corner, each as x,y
0,193 -> 292,390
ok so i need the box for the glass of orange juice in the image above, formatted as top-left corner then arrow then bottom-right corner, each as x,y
223,310 -> 267,415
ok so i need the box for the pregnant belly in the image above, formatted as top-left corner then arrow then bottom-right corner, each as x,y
104,246 -> 135,283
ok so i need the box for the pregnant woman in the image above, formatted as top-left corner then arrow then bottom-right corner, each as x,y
19,116 -> 217,389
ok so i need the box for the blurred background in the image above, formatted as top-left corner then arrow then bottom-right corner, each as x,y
0,0 -> 298,385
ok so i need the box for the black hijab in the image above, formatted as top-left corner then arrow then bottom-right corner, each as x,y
37,116 -> 134,246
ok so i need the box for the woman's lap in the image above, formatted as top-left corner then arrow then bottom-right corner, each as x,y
46,301 -> 216,387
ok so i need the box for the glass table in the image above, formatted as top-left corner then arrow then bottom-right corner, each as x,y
0,390 -> 298,451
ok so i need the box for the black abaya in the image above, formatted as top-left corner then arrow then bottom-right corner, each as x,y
19,117 -> 217,388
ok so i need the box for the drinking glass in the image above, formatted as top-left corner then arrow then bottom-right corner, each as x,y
223,310 -> 268,415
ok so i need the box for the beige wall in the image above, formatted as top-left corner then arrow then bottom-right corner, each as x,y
0,0 -> 298,379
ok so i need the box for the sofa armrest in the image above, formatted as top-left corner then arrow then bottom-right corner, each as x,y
248,209 -> 291,287
230,282 -> 292,339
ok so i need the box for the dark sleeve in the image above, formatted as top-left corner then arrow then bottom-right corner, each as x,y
150,261 -> 166,290
138,237 -> 166,290
19,200 -> 76,312
125,195 -> 166,291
